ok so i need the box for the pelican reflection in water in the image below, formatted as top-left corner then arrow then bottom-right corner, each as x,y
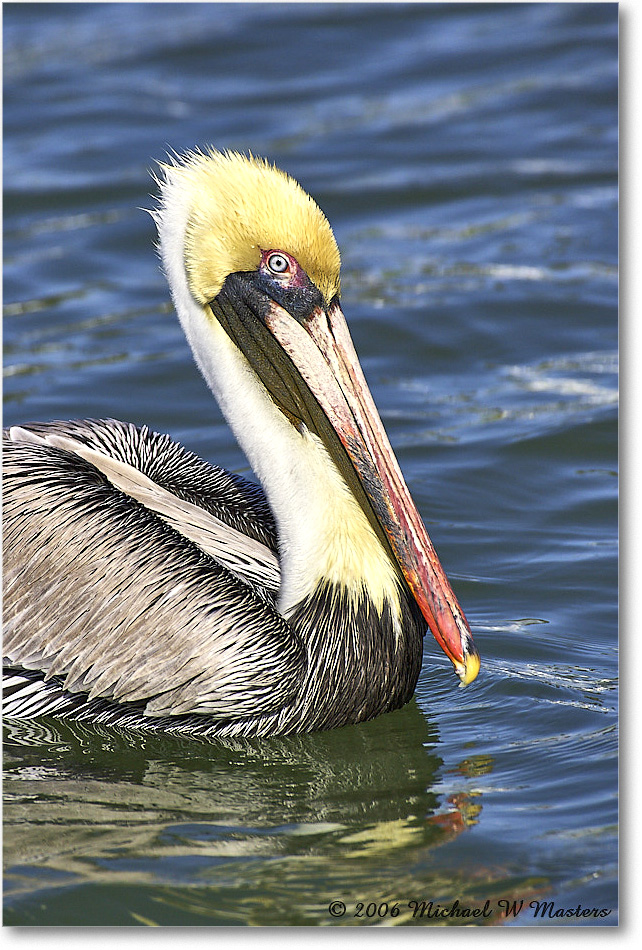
3,150 -> 479,738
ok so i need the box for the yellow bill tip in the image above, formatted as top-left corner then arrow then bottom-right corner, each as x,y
455,647 -> 481,687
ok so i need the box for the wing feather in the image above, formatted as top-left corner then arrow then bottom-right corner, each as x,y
3,422 -> 305,721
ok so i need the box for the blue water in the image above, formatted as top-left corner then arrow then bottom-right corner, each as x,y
3,2 -> 618,927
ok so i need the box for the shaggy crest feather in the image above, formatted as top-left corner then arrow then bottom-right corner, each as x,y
157,148 -> 341,305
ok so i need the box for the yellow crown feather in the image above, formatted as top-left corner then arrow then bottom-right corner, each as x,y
161,149 -> 341,306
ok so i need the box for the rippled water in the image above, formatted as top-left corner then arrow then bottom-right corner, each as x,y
3,2 -> 618,927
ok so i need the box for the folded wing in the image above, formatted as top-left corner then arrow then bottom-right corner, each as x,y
3,422 -> 305,720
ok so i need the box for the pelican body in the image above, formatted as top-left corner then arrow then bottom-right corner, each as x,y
3,150 -> 479,738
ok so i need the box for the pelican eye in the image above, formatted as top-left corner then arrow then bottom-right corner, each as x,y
267,252 -> 290,275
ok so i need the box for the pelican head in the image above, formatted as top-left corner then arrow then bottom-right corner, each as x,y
155,148 -> 480,687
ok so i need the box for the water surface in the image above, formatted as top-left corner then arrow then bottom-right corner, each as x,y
3,2 -> 618,926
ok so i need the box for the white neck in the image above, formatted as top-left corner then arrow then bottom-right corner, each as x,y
156,175 -> 401,620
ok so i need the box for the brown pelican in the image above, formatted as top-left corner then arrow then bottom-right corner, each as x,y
3,149 -> 479,738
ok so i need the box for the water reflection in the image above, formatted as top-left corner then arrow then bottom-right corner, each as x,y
4,703 -> 445,841
4,704 -> 550,925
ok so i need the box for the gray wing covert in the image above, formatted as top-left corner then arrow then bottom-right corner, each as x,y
3,424 -> 304,721
12,418 -> 278,549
